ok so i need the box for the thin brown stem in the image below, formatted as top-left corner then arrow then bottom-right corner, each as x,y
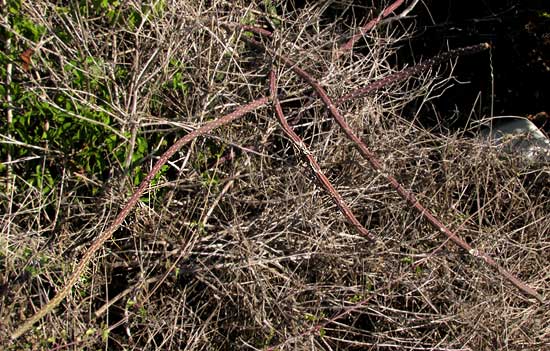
11,96 -> 269,339
284,54 -> 543,303
337,0 -> 405,57
337,43 -> 491,104
2,0 -> 14,192
269,70 -> 376,242
265,271 -> 405,351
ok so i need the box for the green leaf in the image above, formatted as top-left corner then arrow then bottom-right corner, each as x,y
128,10 -> 142,30
153,0 -> 166,16
8,0 -> 22,15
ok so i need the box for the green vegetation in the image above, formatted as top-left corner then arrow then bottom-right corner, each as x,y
0,0 -> 176,200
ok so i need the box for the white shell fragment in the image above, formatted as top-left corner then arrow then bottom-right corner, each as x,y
479,116 -> 550,162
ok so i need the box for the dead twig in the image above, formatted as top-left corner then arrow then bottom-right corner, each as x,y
265,271 -> 406,351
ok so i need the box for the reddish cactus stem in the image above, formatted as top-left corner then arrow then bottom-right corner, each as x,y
283,53 -> 543,303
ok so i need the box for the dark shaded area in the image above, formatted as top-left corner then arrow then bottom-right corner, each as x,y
405,0 -> 549,128
282,1 -> 549,131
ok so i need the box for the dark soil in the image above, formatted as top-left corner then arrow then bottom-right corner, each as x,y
407,0 -> 549,129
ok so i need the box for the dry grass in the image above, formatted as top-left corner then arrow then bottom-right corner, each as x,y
1,1 -> 548,350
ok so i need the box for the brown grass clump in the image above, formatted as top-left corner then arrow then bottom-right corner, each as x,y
1,1 -> 548,350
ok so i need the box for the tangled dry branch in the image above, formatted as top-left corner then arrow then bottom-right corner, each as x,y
3,1 -> 547,349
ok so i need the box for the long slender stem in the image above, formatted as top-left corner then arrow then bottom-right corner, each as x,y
11,97 -> 269,339
337,43 -> 491,104
337,0 -> 405,57
270,70 -> 375,242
